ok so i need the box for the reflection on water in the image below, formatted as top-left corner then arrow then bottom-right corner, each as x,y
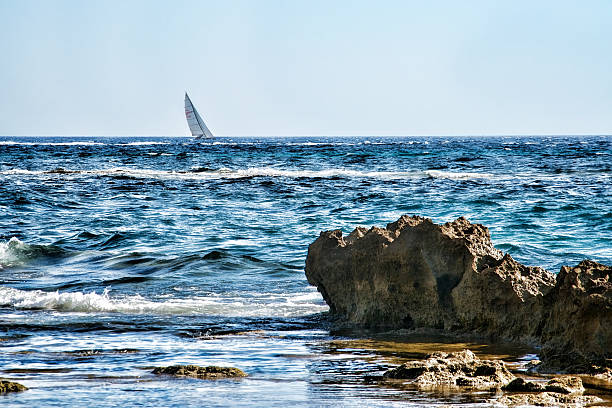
3,326 -> 610,407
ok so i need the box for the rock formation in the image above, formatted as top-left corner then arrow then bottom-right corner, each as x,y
0,380 -> 27,393
305,215 -> 611,372
381,351 -> 605,406
383,350 -> 514,389
503,376 -> 584,394
540,260 -> 612,371
153,365 -> 247,380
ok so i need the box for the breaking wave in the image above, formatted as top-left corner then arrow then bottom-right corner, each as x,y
424,170 -> 493,180
0,286 -> 327,317
0,140 -> 169,146
0,237 -> 66,268
1,166 -> 496,181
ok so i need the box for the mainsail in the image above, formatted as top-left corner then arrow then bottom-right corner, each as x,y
184,92 -> 214,138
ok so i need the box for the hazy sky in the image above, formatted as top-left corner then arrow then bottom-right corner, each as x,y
1,0 -> 611,136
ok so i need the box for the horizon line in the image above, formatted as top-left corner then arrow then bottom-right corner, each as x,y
1,133 -> 612,138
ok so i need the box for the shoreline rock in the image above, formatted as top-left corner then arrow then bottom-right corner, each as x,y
494,392 -> 603,407
503,376 -> 584,394
153,365 -> 247,380
305,215 -> 611,373
381,350 -> 605,406
383,350 -> 514,389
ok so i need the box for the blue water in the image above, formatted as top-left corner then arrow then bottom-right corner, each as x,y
0,136 -> 610,406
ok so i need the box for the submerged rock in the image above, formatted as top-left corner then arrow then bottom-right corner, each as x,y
494,392 -> 602,407
153,365 -> 247,380
305,215 -> 611,371
383,350 -> 514,389
0,380 -> 28,393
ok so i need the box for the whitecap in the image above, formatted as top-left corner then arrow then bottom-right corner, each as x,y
424,170 -> 493,180
0,166 -> 499,182
0,286 -> 328,317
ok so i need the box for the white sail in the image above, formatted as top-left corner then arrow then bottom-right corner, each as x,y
184,93 -> 214,139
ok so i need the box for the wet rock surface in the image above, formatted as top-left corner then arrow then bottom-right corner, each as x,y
383,350 -> 514,389
0,380 -> 28,393
540,260 -> 612,372
503,376 -> 584,394
494,392 -> 603,407
305,215 -> 611,372
153,365 -> 247,380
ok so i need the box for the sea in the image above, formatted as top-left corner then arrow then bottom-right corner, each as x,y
0,136 -> 610,407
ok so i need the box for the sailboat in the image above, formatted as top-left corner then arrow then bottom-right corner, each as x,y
184,92 -> 214,139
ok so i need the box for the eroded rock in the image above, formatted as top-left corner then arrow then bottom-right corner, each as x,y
305,215 -> 611,371
383,350 -> 514,389
0,380 -> 27,393
540,260 -> 612,371
503,376 -> 584,394
306,216 -> 557,337
152,365 -> 247,380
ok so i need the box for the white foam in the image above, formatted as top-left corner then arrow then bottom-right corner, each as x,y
117,141 -> 170,146
0,237 -> 28,268
0,141 -> 104,146
0,286 -> 328,317
424,170 -> 493,180
0,166 -> 498,181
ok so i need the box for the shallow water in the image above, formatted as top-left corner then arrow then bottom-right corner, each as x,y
0,136 -> 610,406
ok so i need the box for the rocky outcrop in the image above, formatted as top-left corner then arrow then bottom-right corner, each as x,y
153,365 -> 247,380
305,215 -> 611,371
539,260 -> 612,371
0,380 -> 27,393
383,350 -> 514,389
381,350 -> 606,406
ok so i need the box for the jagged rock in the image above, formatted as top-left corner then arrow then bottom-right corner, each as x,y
305,215 -> 612,372
540,260 -> 612,371
152,365 -> 247,380
494,393 -> 602,407
503,376 -> 584,394
383,350 -> 514,389
0,380 -> 27,393
305,215 -> 555,340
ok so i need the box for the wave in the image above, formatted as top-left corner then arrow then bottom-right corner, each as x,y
0,237 -> 66,269
0,287 -> 328,317
0,141 -> 169,146
425,170 -> 493,180
0,141 -> 105,146
0,166 -> 496,181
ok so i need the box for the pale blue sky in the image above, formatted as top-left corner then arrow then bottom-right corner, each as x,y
1,0 -> 611,136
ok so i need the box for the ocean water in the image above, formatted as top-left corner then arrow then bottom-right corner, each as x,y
0,136 -> 610,407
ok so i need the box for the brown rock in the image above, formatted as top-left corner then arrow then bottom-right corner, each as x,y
503,377 -> 546,392
503,376 -> 585,394
152,365 -> 247,380
383,350 -> 515,389
305,215 -> 612,372
540,260 -> 612,371
495,393 -> 602,407
0,380 -> 27,393
305,215 -> 555,341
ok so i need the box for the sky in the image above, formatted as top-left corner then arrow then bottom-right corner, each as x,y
0,0 -> 611,136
